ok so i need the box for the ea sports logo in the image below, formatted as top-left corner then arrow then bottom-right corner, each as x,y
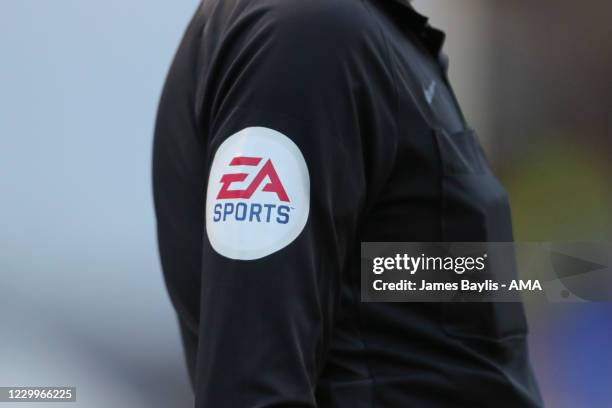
212,156 -> 292,225
217,156 -> 289,202
206,127 -> 310,260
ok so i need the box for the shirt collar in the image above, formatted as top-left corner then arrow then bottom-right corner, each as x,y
388,0 -> 447,56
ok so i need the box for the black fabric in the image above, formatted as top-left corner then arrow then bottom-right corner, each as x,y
178,318 -> 198,391
153,0 -> 543,406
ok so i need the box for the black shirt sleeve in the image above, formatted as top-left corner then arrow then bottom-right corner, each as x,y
194,2 -> 396,406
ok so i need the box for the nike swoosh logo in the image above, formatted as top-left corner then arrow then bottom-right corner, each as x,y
424,80 -> 436,104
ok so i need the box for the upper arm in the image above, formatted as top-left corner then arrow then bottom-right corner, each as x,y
193,1 -> 397,405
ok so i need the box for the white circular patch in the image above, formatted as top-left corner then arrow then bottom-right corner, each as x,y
206,127 -> 310,260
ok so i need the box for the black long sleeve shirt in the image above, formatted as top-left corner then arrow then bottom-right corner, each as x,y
153,0 -> 543,406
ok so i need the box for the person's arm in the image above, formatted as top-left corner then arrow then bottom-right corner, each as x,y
195,3 -> 396,406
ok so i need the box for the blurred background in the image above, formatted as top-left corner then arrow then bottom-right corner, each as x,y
0,0 -> 610,407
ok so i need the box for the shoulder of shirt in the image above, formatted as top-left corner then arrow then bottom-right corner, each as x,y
228,0 -> 383,49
